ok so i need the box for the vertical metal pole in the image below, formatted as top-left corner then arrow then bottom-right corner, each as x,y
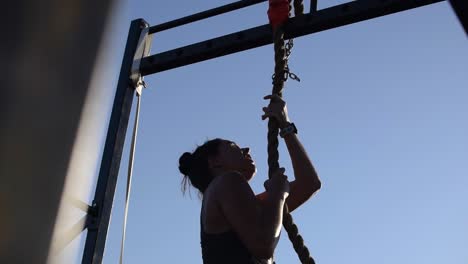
82,18 -> 148,264
310,0 -> 317,13
449,0 -> 468,35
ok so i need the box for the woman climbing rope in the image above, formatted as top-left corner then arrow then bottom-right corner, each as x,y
178,94 -> 321,264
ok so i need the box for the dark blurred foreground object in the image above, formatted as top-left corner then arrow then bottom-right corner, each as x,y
0,1 -> 114,263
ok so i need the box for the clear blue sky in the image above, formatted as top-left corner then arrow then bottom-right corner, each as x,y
73,1 -> 467,263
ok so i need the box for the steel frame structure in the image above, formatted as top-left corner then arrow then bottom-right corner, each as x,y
81,0 -> 465,263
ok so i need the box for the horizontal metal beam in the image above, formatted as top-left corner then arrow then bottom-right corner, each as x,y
141,0 -> 444,76
149,0 -> 267,34
449,0 -> 468,35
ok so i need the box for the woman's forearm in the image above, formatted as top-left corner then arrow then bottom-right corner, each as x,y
284,133 -> 321,188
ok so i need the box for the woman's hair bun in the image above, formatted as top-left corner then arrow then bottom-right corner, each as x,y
179,152 -> 194,176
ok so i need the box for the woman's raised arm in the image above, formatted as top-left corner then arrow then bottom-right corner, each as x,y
261,94 -> 321,212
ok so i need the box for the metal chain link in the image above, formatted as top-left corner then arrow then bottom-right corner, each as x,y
271,39 -> 301,84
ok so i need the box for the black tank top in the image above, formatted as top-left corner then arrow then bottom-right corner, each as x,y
200,212 -> 271,264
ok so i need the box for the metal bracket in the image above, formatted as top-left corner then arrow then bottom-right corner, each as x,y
86,201 -> 99,230
131,24 -> 153,92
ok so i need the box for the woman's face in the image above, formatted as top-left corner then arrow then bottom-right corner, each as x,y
211,140 -> 257,181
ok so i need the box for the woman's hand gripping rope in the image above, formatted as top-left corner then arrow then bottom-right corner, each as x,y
263,167 -> 290,201
261,94 -> 290,129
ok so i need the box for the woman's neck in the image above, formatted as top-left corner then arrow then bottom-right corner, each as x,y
211,168 -> 247,181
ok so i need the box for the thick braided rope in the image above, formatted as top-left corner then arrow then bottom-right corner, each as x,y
268,1 -> 315,263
